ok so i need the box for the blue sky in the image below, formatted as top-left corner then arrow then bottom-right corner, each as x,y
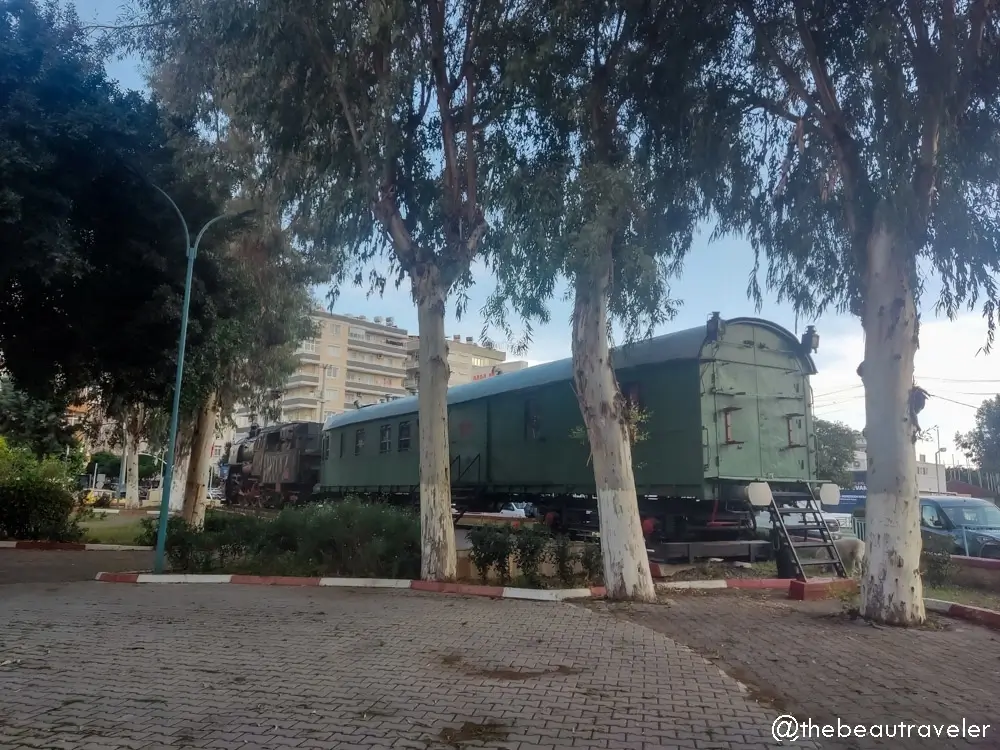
74,0 -> 996,460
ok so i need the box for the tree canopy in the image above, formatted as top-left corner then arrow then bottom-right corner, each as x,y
0,0 -> 233,407
0,378 -> 78,459
956,396 -> 1000,474
814,418 -> 861,489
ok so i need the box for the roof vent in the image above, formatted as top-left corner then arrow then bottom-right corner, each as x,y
453,334 -> 461,342
466,337 -> 473,343
386,317 -> 395,326
374,316 -> 383,324
358,315 -> 367,321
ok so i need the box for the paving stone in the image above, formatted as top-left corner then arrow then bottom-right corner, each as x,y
0,579 -> 799,749
595,592 -> 999,749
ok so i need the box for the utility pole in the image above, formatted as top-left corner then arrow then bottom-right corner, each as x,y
149,183 -> 253,574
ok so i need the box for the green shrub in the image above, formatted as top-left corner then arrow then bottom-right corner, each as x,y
580,541 -> 603,584
513,525 -> 551,587
551,535 -> 577,586
467,524 -> 516,584
0,477 -> 83,542
140,501 -> 421,578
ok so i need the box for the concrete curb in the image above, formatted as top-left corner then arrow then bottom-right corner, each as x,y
656,578 -> 791,591
94,572 -> 607,601
0,541 -> 153,551
925,598 -> 1000,631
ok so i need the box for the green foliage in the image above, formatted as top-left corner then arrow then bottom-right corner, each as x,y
513,525 -> 550,587
580,542 -> 603,584
704,1 -> 1000,330
0,0 -> 244,413
551,535 -> 577,586
122,0 -> 525,309
0,479 -> 82,542
138,502 -> 421,578
921,545 -> 957,588
467,525 -> 518,584
0,378 -> 78,458
484,1 -> 730,347
956,396 -> 1000,473
814,419 -> 861,489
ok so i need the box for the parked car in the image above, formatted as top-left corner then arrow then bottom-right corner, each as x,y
920,495 -> 1000,558
754,506 -> 845,542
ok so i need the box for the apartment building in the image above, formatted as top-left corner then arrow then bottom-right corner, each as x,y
850,437 -> 948,494
404,334 -> 507,392
232,311 -> 409,437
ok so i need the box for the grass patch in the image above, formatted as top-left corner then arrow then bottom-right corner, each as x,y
925,585 -> 1000,611
660,560 -> 779,581
80,515 -> 145,545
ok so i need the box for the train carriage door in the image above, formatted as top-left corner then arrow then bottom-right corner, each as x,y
448,401 -> 488,485
754,329 -> 811,481
710,333 -> 764,479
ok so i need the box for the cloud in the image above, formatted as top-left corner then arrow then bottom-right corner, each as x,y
811,311 -> 997,463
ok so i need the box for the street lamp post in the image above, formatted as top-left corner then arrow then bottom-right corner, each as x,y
151,185 -> 251,574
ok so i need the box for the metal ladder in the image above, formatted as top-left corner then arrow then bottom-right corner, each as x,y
769,485 -> 847,581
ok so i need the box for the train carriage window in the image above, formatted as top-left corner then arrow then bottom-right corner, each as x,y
524,399 -> 542,441
379,425 -> 392,454
339,432 -> 344,458
354,429 -> 365,456
398,421 -> 411,452
322,434 -> 330,461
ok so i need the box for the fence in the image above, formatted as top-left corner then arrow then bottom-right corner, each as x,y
853,518 -> 866,541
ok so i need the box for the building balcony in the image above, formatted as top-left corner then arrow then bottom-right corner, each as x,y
295,350 -> 321,363
346,337 -> 408,356
286,373 -> 320,388
282,396 -> 319,409
346,358 -> 405,376
345,381 -> 409,397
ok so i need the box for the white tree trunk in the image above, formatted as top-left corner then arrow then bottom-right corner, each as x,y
571,262 -> 656,602
183,394 -> 218,528
413,270 -> 457,581
169,433 -> 191,514
124,404 -> 143,508
859,220 -> 925,626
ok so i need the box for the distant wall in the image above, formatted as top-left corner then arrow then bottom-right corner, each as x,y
951,556 -> 1000,592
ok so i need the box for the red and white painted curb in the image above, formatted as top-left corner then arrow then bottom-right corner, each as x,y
924,598 -> 1000,631
655,578 -> 791,591
94,572 -> 605,602
0,541 -> 153,552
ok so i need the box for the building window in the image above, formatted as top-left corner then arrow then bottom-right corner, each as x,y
332,324 -> 342,336
211,446 -> 222,458
301,339 -> 317,354
349,327 -> 366,339
379,425 -> 392,453
328,345 -> 341,357
398,421 -> 411,452
325,365 -> 339,377
354,429 -> 365,456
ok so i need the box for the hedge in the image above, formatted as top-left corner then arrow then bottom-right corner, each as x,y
0,477 -> 83,542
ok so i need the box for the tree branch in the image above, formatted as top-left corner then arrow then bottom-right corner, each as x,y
426,0 -> 462,216
739,0 -> 833,135
955,0 -> 994,112
792,0 -> 843,120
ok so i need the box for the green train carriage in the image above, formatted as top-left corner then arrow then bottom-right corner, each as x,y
318,315 -> 840,548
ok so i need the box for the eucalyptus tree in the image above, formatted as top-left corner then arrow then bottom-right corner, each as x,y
123,0 -> 526,578
704,0 -> 1000,624
485,0 -> 728,600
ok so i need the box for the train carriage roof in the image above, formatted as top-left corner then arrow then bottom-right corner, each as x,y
323,316 -> 815,430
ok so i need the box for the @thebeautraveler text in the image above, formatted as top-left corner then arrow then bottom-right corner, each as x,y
771,715 -> 991,742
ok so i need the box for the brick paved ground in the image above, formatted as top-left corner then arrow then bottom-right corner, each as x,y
0,550 -> 154,585
590,591 -> 1000,750
0,583 -> 800,750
